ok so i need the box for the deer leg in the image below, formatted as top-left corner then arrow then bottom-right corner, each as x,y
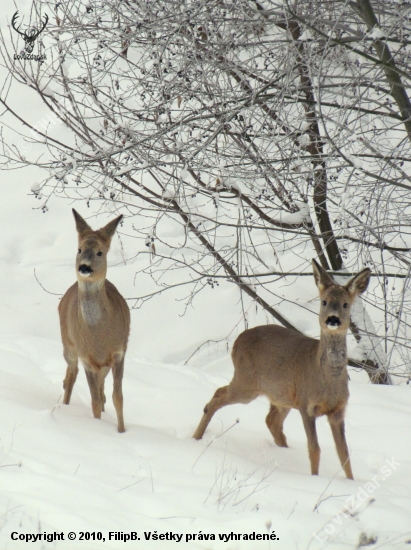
100,379 -> 106,412
300,410 -> 320,475
266,405 -> 290,447
112,354 -> 125,433
193,384 -> 258,440
62,347 -> 78,405
328,410 -> 354,480
84,366 -> 103,420
98,367 -> 109,412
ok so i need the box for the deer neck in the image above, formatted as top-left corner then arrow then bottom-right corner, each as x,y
318,330 -> 348,378
78,279 -> 108,325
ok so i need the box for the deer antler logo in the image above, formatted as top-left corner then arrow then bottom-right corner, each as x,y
11,11 -> 48,54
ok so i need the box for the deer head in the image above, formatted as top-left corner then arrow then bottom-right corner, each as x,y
312,259 -> 371,333
73,209 -> 123,284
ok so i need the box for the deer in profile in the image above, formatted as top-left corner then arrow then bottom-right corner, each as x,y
58,209 -> 130,432
193,260 -> 371,479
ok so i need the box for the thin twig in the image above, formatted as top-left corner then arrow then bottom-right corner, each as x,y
118,477 -> 146,492
192,419 -> 240,469
313,457 -> 352,512
33,268 -> 63,296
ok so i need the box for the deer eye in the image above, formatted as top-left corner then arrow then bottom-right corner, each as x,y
343,303 -> 348,309
97,251 -> 103,256
322,300 -> 327,306
78,249 -> 82,254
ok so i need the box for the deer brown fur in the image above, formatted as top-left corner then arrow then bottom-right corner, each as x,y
58,209 -> 130,432
193,260 -> 371,479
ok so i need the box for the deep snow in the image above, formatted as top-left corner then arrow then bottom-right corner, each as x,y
0,167 -> 410,550
0,6 -> 410,541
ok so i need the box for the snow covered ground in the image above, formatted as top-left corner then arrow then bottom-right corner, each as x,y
0,165 -> 410,550
0,9 -> 410,541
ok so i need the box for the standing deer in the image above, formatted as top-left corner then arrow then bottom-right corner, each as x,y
58,209 -> 130,432
193,260 -> 371,479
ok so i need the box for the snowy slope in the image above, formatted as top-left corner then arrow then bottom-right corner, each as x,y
0,170 -> 410,549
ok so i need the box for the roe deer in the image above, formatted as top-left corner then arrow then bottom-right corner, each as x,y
193,260 -> 371,479
58,209 -> 130,432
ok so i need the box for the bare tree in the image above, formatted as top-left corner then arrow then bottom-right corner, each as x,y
2,0 -> 411,383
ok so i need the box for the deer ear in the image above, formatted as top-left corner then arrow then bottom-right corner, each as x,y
345,268 -> 371,297
99,214 -> 123,241
312,259 -> 335,291
72,209 -> 91,234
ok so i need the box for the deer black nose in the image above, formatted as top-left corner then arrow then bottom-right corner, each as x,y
79,264 -> 93,274
326,315 -> 341,328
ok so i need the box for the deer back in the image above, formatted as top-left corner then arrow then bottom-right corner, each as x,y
231,324 -> 328,409
230,261 -> 371,414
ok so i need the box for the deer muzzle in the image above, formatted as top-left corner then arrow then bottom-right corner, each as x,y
326,315 -> 341,330
78,264 -> 93,276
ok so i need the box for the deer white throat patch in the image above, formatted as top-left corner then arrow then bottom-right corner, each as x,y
79,281 -> 103,325
81,299 -> 101,325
